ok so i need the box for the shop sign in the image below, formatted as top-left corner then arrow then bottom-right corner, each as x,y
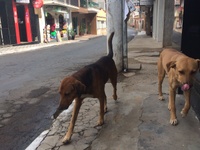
32,0 -> 43,8
140,0 -> 153,5
16,0 -> 30,3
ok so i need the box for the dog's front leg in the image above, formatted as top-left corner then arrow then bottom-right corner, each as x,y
181,90 -> 191,117
169,87 -> 178,125
157,59 -> 165,101
62,98 -> 82,144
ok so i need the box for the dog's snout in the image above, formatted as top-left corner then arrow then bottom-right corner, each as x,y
53,108 -> 63,119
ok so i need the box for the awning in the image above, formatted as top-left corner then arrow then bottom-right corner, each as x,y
88,8 -> 99,13
74,7 -> 99,14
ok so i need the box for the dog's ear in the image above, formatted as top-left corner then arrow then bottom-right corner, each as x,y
196,59 -> 200,71
166,61 -> 176,72
74,80 -> 86,97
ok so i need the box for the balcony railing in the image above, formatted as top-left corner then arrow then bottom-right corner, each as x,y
80,0 -> 87,8
80,0 -> 99,8
88,1 -> 99,8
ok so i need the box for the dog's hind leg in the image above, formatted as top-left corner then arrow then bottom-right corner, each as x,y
62,98 -> 82,144
110,74 -> 117,100
103,92 -> 108,113
97,91 -> 106,126
157,58 -> 165,101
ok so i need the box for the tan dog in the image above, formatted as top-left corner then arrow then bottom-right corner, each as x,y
53,32 -> 117,144
158,48 -> 200,125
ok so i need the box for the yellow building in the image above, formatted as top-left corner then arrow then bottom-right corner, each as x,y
96,9 -> 107,35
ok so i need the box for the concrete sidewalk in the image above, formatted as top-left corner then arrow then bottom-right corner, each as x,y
25,33 -> 200,150
0,34 -> 102,56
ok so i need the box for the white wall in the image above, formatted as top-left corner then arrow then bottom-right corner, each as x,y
153,0 -> 174,47
38,7 -> 45,43
153,0 -> 165,44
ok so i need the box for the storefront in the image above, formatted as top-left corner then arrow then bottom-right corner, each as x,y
13,0 -> 33,44
44,5 -> 70,40
0,0 -> 40,45
72,8 -> 98,36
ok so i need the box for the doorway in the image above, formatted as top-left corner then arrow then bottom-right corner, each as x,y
72,17 -> 78,34
45,13 -> 53,25
17,5 -> 27,42
0,1 -> 9,45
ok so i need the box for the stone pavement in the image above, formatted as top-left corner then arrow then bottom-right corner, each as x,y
5,33 -> 200,150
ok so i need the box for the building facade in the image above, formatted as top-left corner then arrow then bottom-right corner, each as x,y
0,0 -> 106,45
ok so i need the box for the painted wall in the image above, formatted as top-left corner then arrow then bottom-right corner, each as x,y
96,9 -> 106,35
163,0 -> 174,47
153,0 -> 164,44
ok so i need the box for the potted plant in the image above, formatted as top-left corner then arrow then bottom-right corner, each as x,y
80,23 -> 86,35
68,29 -> 75,40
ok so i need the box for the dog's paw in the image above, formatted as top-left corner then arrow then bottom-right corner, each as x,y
158,96 -> 165,101
181,110 -> 187,118
113,94 -> 117,100
170,118 -> 178,126
62,137 -> 71,145
104,107 -> 108,113
97,120 -> 104,126
168,104 -> 171,111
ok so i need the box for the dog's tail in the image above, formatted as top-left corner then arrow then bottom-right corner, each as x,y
108,32 -> 114,58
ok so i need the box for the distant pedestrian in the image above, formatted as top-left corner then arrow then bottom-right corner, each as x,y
43,25 -> 47,43
50,20 -> 56,39
47,25 -> 50,42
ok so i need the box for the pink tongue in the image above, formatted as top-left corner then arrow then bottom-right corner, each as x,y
181,84 -> 190,91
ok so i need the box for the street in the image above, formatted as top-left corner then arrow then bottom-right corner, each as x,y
0,36 -> 108,150
0,28 -> 136,150
1,29 -> 200,150
31,32 -> 200,150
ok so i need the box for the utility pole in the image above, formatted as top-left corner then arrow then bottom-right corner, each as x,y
107,0 -> 123,72
107,0 -> 129,72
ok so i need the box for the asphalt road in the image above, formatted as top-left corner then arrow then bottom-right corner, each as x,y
0,29 -> 135,150
0,37 -> 108,150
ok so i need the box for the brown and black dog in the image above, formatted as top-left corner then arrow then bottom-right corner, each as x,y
158,48 -> 200,126
53,32 -> 117,144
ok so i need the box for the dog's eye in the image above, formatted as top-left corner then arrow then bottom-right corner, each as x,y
191,70 -> 196,75
179,71 -> 184,75
64,92 -> 70,96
